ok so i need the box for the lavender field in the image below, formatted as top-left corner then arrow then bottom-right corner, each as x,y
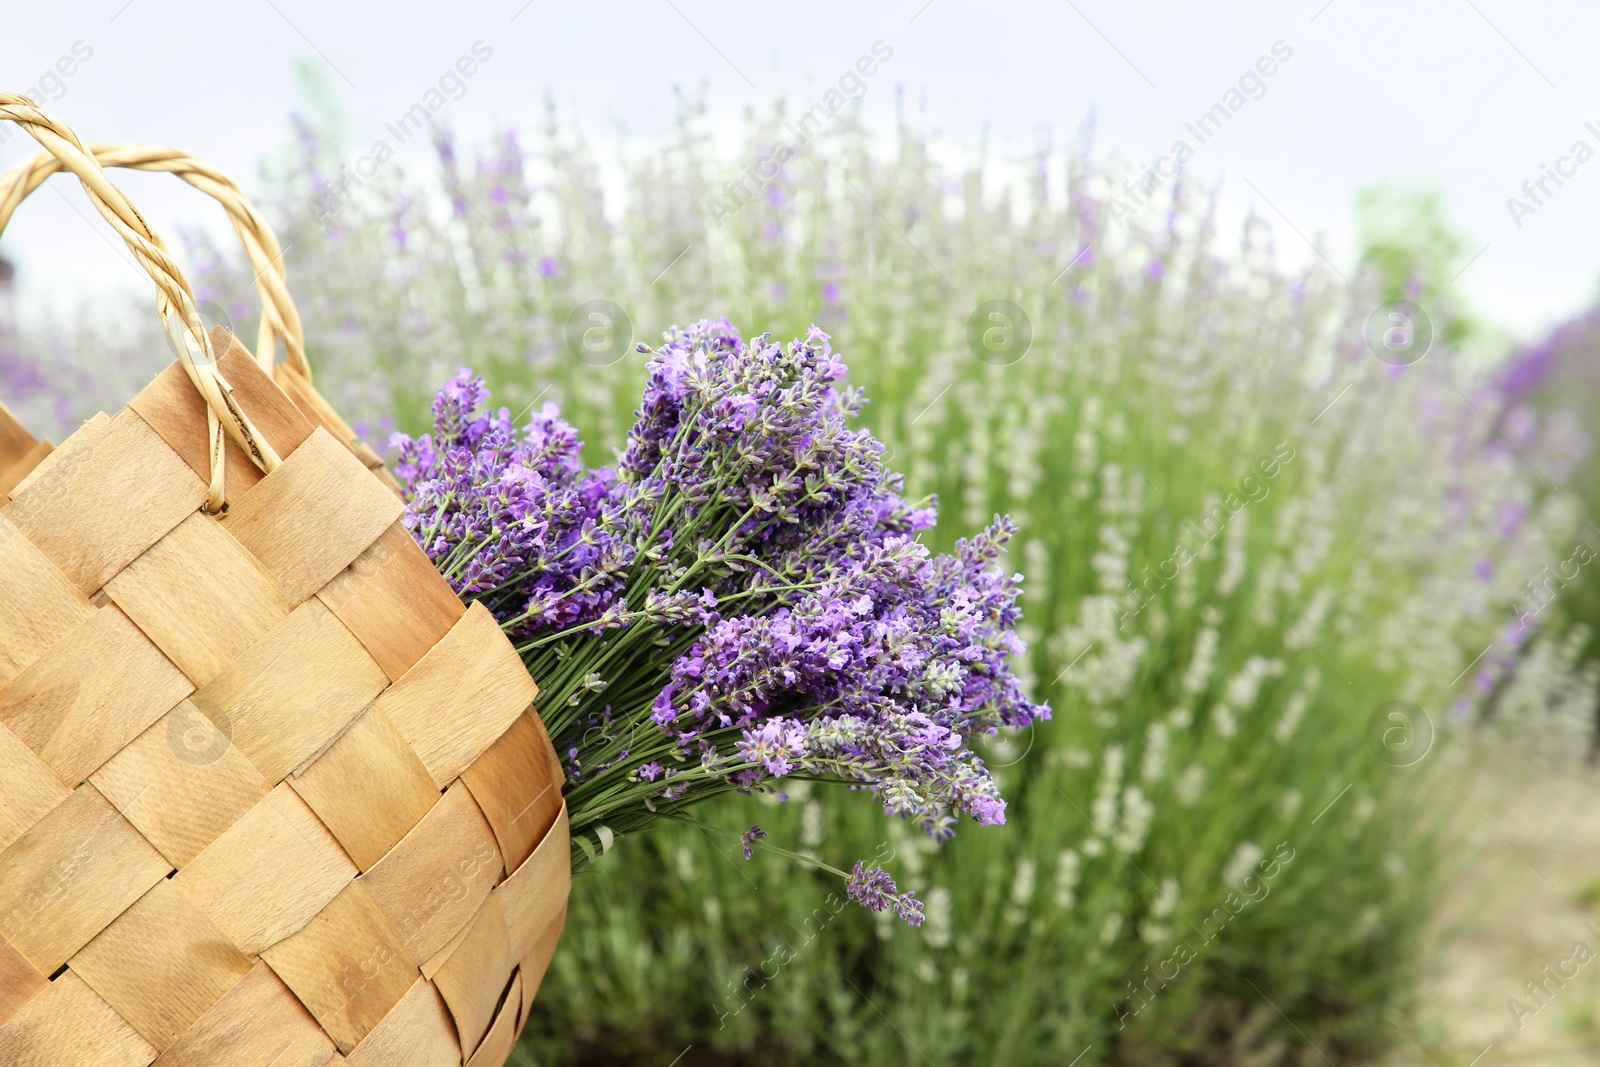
1,99 -> 1595,1064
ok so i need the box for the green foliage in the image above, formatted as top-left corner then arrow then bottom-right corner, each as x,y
1353,183 -> 1475,347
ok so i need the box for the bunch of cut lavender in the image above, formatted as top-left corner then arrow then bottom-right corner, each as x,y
394,319 -> 1047,922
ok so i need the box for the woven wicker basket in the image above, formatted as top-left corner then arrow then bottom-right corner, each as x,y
0,97 -> 569,1067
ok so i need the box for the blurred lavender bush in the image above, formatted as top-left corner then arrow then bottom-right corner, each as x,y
1492,298 -> 1600,683
9,96 -> 1596,1064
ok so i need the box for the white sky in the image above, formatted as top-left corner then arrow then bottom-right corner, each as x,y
2,0 -> 1599,341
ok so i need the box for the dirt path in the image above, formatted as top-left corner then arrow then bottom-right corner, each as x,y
1385,762 -> 1600,1067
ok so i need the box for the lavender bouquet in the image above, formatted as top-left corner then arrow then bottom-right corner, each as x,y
392,319 -> 1047,923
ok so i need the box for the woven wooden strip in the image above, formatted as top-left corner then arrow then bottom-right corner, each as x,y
105,512 -> 292,688
461,711 -> 564,873
148,961 -> 336,1067
0,930 -> 49,1029
259,881 -> 416,1054
90,701 -> 271,868
431,893 -> 514,1060
0,970 -> 158,1067
0,397 -> 36,471
343,978 -> 461,1067
174,783 -> 358,957
0,785 -> 170,974
69,878 -> 253,1051
6,407 -> 208,594
373,601 -> 539,790
318,522 -> 466,682
220,427 -> 402,606
287,706 -> 439,873
273,360 -> 403,492
0,604 -> 193,783
420,906 -> 478,984
190,598 -> 388,785
357,782 -> 502,968
518,903 -> 567,1033
495,801 -> 572,963
11,412 -> 108,498
0,719 -> 71,854
0,514 -> 95,688
128,329 -> 314,501
463,970 -> 522,1067
0,438 -> 52,498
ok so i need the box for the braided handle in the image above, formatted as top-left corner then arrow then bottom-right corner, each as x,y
0,95 -> 282,511
0,143 -> 310,378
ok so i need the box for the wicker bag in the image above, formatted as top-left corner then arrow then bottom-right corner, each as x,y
0,97 -> 569,1067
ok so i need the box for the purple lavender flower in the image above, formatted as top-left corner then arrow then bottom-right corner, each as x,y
391,371 -> 629,631
846,862 -> 924,926
735,719 -> 807,777
394,320 -> 1047,923
741,824 -> 767,860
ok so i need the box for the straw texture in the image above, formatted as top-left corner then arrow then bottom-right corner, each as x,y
0,329 -> 570,1067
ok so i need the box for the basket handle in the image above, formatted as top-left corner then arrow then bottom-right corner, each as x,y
0,94 -> 282,512
0,143 -> 310,380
